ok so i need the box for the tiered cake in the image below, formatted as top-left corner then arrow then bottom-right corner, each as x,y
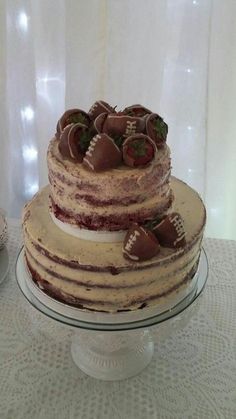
22,101 -> 206,312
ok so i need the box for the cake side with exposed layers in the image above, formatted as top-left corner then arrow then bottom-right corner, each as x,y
48,137 -> 173,231
22,177 -> 206,313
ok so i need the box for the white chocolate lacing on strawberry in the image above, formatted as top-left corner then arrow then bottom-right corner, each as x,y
59,115 -> 73,134
86,135 -> 100,157
105,135 -> 121,153
123,229 -> 141,260
124,120 -> 137,137
139,226 -> 150,236
97,101 -> 112,113
106,115 -> 141,137
155,218 -> 165,228
124,229 -> 140,252
123,251 -> 139,261
66,124 -> 76,158
170,214 -> 185,245
107,115 -> 141,121
83,158 -> 94,171
94,114 -> 106,132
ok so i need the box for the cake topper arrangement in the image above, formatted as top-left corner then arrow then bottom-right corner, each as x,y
55,101 -> 186,262
55,100 -> 168,171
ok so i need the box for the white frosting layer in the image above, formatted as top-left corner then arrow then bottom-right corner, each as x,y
50,211 -> 126,242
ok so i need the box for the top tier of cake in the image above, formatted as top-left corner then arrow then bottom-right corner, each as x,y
48,138 -> 172,232
48,101 -> 173,233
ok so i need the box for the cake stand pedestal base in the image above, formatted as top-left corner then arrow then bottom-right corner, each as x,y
71,330 -> 154,380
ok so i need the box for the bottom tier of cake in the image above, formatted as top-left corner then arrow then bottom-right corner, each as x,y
22,177 -> 206,313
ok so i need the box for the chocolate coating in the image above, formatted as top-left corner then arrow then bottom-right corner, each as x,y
123,223 -> 160,261
103,114 -> 145,138
153,212 -> 186,248
83,133 -> 122,172
88,100 -> 115,120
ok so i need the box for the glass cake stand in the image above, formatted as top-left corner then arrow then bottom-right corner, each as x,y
15,248 -> 208,380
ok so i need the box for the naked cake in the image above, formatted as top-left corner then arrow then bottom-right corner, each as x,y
22,101 -> 206,312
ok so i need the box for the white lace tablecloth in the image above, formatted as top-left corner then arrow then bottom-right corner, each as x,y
0,221 -> 236,419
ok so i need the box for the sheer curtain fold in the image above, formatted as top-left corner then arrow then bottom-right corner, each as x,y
65,0 -> 107,108
32,0 -> 66,187
206,0 -> 236,239
0,0 -> 235,239
0,2 -> 8,203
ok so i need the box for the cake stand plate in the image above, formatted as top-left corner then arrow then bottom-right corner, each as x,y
15,248 -> 208,380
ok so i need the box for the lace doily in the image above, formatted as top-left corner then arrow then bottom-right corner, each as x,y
0,222 -> 236,418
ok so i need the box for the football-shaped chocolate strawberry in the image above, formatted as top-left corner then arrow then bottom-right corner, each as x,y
123,223 -> 160,261
88,100 -> 116,120
102,114 -> 145,138
83,133 -> 122,172
56,108 -> 90,139
123,104 -> 152,117
145,113 -> 168,148
122,134 -> 157,167
59,123 -> 91,162
153,212 -> 186,248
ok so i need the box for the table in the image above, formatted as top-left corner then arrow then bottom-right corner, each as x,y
0,221 -> 236,419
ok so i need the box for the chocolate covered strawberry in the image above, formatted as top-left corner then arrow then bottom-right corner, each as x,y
102,114 -> 145,138
123,223 -> 160,261
145,113 -> 168,148
88,100 -> 116,120
122,134 -> 157,167
123,104 -> 152,117
56,108 -> 90,139
59,123 -> 91,162
83,133 -> 122,172
153,212 -> 186,248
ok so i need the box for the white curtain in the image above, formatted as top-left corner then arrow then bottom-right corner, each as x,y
0,0 -> 235,239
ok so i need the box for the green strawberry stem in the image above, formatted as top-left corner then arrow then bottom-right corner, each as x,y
153,118 -> 168,139
113,135 -> 124,148
79,130 -> 92,152
68,113 -> 87,125
129,139 -> 147,157
144,217 -> 163,231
